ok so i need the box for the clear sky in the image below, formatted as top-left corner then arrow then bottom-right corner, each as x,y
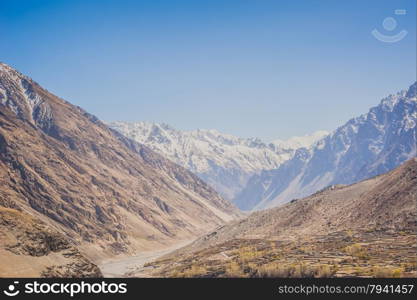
0,0 -> 416,140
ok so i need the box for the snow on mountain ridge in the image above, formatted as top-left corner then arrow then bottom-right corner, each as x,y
235,82 -> 417,210
272,130 -> 329,150
108,120 -> 326,203
109,121 -> 288,173
0,62 -> 53,127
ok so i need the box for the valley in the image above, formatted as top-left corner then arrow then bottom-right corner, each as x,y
2,0 -> 416,284
0,62 -> 239,277
0,61 -> 415,278
99,239 -> 193,277
138,229 -> 416,278
128,158 -> 417,278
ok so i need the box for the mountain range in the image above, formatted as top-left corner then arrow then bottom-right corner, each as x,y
1,61 -> 415,278
237,82 -> 417,209
108,122 -> 327,205
110,82 -> 416,211
0,62 -> 239,276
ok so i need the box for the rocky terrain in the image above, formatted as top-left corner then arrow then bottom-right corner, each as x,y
237,82 -> 417,209
140,231 -> 416,278
138,158 -> 417,278
0,62 -> 239,276
0,207 -> 102,277
109,121 -> 327,207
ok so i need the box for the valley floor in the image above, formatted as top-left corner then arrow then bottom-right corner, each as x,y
134,229 -> 417,278
98,240 -> 193,277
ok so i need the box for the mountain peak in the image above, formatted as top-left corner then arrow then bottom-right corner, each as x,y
0,62 -> 22,77
0,62 -> 51,129
378,82 -> 416,110
406,81 -> 417,98
0,62 -> 10,69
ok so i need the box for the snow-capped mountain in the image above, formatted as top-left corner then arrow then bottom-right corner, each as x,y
272,130 -> 329,150
236,82 -> 417,210
108,121 -> 326,203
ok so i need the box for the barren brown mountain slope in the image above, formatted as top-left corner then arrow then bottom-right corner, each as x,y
0,207 -> 102,277
182,157 -> 417,249
0,62 -> 239,268
141,159 -> 416,277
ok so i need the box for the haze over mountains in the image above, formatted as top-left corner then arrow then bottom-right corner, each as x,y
108,122 -> 327,205
0,62 -> 239,276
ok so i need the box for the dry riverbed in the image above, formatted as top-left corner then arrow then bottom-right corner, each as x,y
99,240 -> 192,277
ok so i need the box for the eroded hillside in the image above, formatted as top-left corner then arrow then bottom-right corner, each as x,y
139,159 -> 417,278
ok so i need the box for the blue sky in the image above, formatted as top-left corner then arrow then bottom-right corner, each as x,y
0,0 -> 416,140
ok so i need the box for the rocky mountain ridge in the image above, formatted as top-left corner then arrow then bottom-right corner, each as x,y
236,82 -> 417,209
